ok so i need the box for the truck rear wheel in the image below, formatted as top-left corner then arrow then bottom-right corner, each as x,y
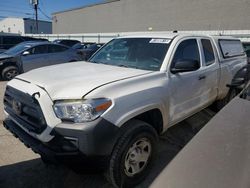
216,88 -> 238,110
106,120 -> 157,188
2,66 -> 19,80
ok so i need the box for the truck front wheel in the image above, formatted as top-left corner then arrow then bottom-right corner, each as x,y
106,120 -> 157,188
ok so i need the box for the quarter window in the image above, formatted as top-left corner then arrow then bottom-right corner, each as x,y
201,39 -> 215,66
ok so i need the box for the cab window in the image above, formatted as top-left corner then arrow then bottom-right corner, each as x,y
172,39 -> 200,68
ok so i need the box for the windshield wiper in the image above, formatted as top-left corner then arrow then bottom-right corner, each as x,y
118,64 -> 128,68
89,60 -> 108,65
118,64 -> 138,69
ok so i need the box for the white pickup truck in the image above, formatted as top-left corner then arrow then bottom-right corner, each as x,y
3,34 -> 247,188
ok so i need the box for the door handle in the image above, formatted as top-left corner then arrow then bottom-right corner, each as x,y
198,75 -> 206,80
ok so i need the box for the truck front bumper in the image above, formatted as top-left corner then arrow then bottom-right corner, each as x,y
3,117 -> 119,163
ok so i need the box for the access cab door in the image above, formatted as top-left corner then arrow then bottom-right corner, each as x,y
168,37 -> 219,125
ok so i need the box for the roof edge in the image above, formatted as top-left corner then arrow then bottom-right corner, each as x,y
52,0 -> 120,15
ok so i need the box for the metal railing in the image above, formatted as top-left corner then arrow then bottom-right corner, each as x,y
24,30 -> 250,43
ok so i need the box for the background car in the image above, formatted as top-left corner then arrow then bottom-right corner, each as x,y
0,33 -> 47,54
53,39 -> 81,47
243,42 -> 250,63
77,43 -> 104,60
72,42 -> 96,50
0,41 -> 81,80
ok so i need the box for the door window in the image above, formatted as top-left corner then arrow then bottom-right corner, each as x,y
48,44 -> 68,53
29,45 -> 48,54
201,39 -> 215,66
172,39 -> 200,68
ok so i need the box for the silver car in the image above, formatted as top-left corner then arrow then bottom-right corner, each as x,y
0,41 -> 81,80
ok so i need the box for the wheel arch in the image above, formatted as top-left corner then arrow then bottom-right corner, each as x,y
116,106 -> 165,135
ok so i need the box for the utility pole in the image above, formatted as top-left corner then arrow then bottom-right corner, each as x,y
30,0 -> 39,34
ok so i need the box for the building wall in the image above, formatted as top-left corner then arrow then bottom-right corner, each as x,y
24,19 -> 52,34
0,18 -> 24,34
0,18 -> 52,34
52,0 -> 250,34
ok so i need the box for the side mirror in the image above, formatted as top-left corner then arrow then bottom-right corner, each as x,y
22,51 -> 30,56
171,59 -> 200,74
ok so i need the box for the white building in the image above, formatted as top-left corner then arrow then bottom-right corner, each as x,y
0,17 -> 52,34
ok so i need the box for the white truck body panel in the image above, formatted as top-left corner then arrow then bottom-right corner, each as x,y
4,33 -> 247,141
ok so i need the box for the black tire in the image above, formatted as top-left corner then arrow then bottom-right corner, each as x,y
40,155 -> 57,165
216,88 -> 238,110
106,119 -> 158,188
2,66 -> 19,81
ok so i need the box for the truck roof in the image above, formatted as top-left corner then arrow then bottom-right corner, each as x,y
118,32 -> 239,40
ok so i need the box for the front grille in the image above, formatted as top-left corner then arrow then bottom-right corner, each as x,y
4,86 -> 47,134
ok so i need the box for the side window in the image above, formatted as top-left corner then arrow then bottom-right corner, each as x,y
48,45 -> 68,53
0,36 -> 2,48
245,49 -> 250,57
201,39 -> 215,66
29,45 -> 48,54
172,39 -> 200,67
219,39 -> 245,58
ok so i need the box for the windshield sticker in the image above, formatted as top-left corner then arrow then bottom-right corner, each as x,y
150,39 -> 171,44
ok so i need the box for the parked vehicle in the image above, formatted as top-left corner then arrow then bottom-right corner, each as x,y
77,43 -> 104,60
22,36 -> 48,42
0,33 -> 47,53
0,41 -> 81,80
3,34 -> 247,187
72,42 -> 96,50
243,42 -> 250,63
151,81 -> 250,188
53,39 -> 81,47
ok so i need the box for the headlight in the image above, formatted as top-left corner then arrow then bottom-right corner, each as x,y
53,98 -> 112,123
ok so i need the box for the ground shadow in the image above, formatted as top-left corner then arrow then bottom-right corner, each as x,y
0,109 -> 215,188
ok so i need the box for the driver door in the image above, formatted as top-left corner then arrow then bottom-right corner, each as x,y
21,44 -> 49,72
168,38 -> 207,124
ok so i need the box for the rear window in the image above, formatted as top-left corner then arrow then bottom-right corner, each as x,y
219,39 -> 245,58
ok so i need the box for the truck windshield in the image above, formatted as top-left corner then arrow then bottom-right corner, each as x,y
89,38 -> 170,71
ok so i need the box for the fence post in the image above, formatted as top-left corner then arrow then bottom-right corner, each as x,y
98,34 -> 100,43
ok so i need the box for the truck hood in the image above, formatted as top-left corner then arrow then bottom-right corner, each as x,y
16,61 -> 152,100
